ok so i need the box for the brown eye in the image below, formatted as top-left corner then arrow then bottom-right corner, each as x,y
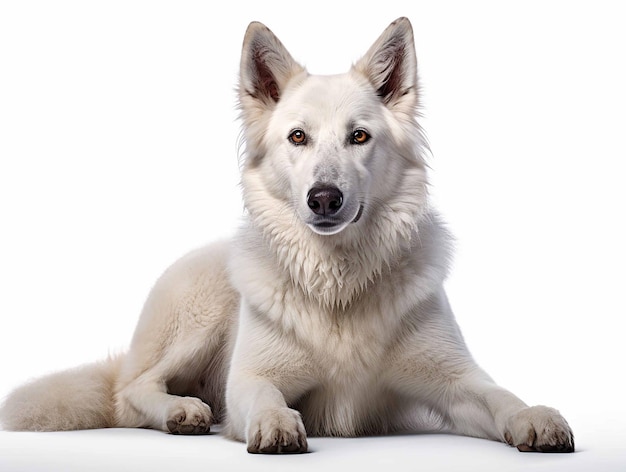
351,129 -> 370,144
288,129 -> 307,145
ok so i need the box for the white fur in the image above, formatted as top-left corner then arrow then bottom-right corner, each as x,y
0,18 -> 573,454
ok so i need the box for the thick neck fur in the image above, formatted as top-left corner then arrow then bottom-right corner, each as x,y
240,158 -> 429,311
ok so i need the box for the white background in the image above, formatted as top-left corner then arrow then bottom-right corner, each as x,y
1,1 -> 625,471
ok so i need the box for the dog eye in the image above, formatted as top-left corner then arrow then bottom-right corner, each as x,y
351,129 -> 370,145
288,129 -> 307,145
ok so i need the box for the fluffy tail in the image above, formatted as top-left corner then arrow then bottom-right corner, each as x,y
0,356 -> 122,431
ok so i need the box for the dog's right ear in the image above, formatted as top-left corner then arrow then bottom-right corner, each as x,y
239,22 -> 305,109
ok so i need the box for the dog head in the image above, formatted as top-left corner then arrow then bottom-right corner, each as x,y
237,18 -> 428,239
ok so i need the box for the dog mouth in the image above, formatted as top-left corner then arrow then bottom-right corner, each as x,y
307,204 -> 364,236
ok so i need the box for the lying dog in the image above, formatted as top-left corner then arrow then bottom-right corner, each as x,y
0,17 -> 574,454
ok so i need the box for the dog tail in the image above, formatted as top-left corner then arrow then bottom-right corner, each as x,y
0,355 -> 123,431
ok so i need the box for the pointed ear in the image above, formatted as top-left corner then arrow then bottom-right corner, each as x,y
353,17 -> 418,111
239,22 -> 305,108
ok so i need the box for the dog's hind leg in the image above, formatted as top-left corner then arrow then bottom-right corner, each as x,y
113,313 -> 235,434
114,356 -> 214,434
113,243 -> 239,434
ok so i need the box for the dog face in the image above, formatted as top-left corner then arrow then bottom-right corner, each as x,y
266,73 -> 383,235
238,18 -> 427,238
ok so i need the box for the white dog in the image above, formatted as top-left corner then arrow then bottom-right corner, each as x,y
0,17 -> 574,454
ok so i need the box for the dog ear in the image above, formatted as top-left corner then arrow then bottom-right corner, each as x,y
239,22 -> 305,107
353,17 -> 418,111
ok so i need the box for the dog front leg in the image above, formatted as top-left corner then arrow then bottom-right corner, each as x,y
435,373 -> 575,452
225,302 -> 310,454
226,372 -> 308,453
394,290 -> 575,452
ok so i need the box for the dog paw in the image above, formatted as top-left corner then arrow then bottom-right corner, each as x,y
504,405 -> 574,453
246,407 -> 308,454
165,397 -> 213,435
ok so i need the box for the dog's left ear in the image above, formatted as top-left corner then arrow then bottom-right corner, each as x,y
353,17 -> 418,112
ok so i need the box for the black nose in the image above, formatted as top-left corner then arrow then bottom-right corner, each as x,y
307,186 -> 343,216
